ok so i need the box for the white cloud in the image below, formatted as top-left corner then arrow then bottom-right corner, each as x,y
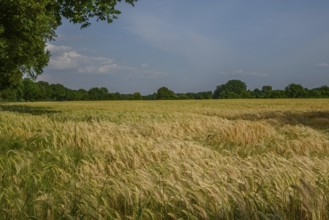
47,43 -> 118,74
46,43 -> 165,79
46,44 -> 71,53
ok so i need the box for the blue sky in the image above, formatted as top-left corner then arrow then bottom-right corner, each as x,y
43,0 -> 329,94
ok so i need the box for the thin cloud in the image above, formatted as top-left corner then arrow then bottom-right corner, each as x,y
220,69 -> 269,77
125,13 -> 228,63
109,64 -> 166,80
315,63 -> 329,68
232,70 -> 269,77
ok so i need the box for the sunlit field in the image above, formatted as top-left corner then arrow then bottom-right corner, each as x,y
1,99 -> 329,219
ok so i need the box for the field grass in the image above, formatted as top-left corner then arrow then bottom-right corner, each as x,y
1,99 -> 329,219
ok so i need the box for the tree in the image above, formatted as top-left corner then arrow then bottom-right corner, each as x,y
23,78 -> 43,101
213,80 -> 248,99
252,88 -> 262,98
33,81 -> 53,100
194,91 -> 213,99
88,87 -> 109,100
285,84 -> 307,98
271,90 -> 286,98
156,87 -> 176,100
77,89 -> 89,100
0,86 -> 23,102
50,83 -> 67,101
262,85 -> 272,98
132,92 -> 142,100
313,86 -> 329,98
0,0 -> 54,89
0,0 -> 137,89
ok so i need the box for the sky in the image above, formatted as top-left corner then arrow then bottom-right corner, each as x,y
42,0 -> 329,95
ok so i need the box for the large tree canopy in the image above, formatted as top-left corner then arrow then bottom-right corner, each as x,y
213,80 -> 249,99
0,0 -> 137,89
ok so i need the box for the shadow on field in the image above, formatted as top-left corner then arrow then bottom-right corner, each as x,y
0,104 -> 60,116
227,111 -> 329,131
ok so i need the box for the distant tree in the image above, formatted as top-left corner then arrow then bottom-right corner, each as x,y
314,86 -> 329,97
271,90 -> 287,98
143,93 -> 157,100
285,84 -> 307,98
65,89 -> 78,101
262,85 -> 272,98
88,87 -> 108,100
36,81 -> 52,100
252,88 -> 262,98
176,92 -> 213,100
156,87 -> 176,100
132,92 -> 142,100
109,92 -> 121,100
308,89 -> 321,98
77,89 -> 89,100
100,87 -> 109,100
50,83 -> 66,101
3,77 -> 329,102
176,93 -> 191,100
0,86 -> 22,101
213,80 -> 248,99
23,78 -> 43,101
195,91 -> 213,99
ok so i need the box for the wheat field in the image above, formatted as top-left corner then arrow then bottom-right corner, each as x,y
1,99 -> 329,219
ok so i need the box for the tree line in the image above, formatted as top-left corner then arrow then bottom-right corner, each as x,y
0,78 -> 328,102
